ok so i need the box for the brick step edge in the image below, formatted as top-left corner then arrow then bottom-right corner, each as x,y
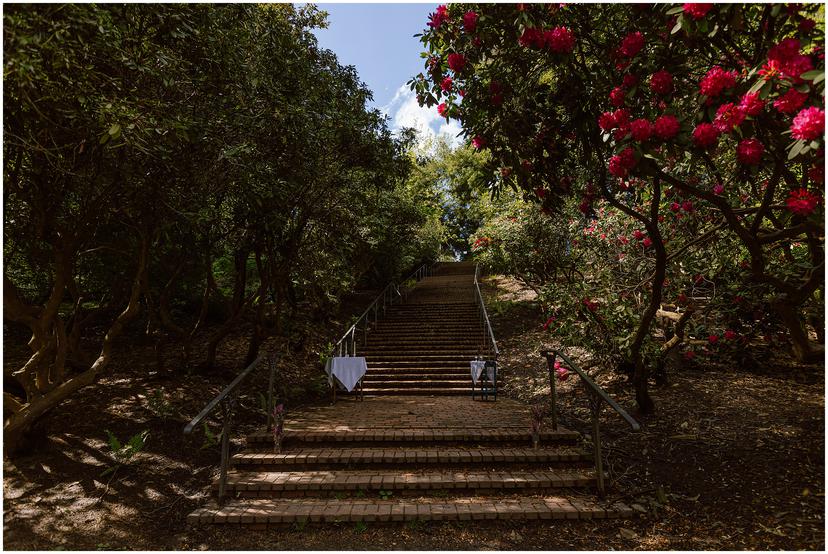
214,469 -> 597,493
187,497 -> 634,524
247,428 -> 580,444
231,448 -> 591,466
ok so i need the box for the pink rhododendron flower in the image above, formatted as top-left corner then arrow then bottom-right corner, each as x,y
800,18 -> 816,33
633,229 -> 645,240
714,103 -> 746,132
738,92 -> 765,116
556,366 -> 570,381
622,73 -> 639,88
786,188 -> 822,216
642,237 -> 653,247
699,66 -> 738,97
427,5 -> 449,28
583,298 -> 599,312
683,350 -> 696,360
791,106 -> 825,140
682,200 -> 694,212
535,186 -> 546,198
598,112 -> 617,131
692,123 -> 721,148
650,70 -> 674,95
545,26 -> 576,53
630,118 -> 653,141
653,114 -> 680,139
437,102 -> 448,117
447,53 -> 466,72
519,27 -> 545,49
610,86 -> 626,107
736,138 -> 765,165
608,147 -> 637,177
683,3 -> 713,19
713,182 -> 725,195
619,31 -> 645,58
723,329 -> 737,340
471,135 -> 487,149
670,202 -> 681,212
440,76 -> 453,92
774,89 -> 809,114
542,316 -> 556,330
612,108 -> 631,126
463,10 -> 478,33
708,334 -> 719,344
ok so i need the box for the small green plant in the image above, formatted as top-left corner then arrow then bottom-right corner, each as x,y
378,489 -> 393,500
102,429 -> 149,476
145,388 -> 174,420
334,492 -> 346,500
201,422 -> 218,450
319,342 -> 334,366
355,488 -> 366,498
354,521 -> 367,533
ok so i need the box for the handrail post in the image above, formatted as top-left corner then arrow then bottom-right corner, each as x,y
587,388 -> 605,497
266,355 -> 276,431
218,397 -> 233,504
545,352 -> 559,431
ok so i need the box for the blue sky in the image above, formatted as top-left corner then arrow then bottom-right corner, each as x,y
311,3 -> 463,146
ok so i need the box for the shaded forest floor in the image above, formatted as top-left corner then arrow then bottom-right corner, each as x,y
3,277 -> 825,550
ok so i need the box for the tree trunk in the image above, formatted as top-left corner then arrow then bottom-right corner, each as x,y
772,298 -> 823,363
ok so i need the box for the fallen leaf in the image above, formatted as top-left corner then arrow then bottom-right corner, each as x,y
619,528 -> 638,539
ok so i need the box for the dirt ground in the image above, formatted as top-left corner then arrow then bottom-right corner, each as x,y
3,277 -> 825,550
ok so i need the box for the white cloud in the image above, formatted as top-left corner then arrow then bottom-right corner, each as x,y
381,85 -> 465,150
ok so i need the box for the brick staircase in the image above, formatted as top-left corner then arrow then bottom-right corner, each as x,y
361,262 -> 483,396
187,262 -> 634,526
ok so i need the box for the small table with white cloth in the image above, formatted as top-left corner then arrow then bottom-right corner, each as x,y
470,359 -> 497,401
326,356 -> 367,402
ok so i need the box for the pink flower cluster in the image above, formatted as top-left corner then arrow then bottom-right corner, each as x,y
447,53 -> 466,72
471,135 -> 487,149
692,123 -> 720,148
440,76 -> 453,92
699,66 -> 738,98
519,26 -> 576,53
683,3 -> 714,19
773,89 -> 808,114
653,114 -> 680,140
714,102 -> 746,132
786,188 -> 822,216
791,106 -> 825,140
463,10 -> 478,33
427,5 -> 449,29
765,38 -> 814,83
650,70 -> 673,95
736,138 -> 765,165
618,31 -> 645,58
608,147 -> 637,178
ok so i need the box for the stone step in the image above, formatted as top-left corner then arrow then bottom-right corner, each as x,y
361,380 -> 472,389
247,427 -> 580,445
216,469 -> 597,496
231,447 -> 588,468
365,354 -> 478,360
363,373 -> 468,380
365,360 -> 475,368
363,367 -> 473,374
361,387 -> 480,395
188,497 -> 634,524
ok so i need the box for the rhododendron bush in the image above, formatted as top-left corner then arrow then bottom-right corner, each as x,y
412,3 -> 824,412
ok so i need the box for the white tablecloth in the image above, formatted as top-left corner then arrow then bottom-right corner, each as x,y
470,360 -> 496,385
330,356 -> 368,392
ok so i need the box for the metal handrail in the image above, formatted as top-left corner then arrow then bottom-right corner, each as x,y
473,264 -> 499,358
540,348 -> 640,497
183,352 -> 281,503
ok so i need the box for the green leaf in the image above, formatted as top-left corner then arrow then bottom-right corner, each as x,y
666,6 -> 684,15
747,79 -> 764,94
105,430 -> 121,452
671,15 -> 684,35
810,141 -> 820,150
788,139 -> 805,160
107,123 -> 121,139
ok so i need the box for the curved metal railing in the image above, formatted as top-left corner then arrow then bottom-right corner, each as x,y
540,348 -> 640,496
473,264 -> 499,359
